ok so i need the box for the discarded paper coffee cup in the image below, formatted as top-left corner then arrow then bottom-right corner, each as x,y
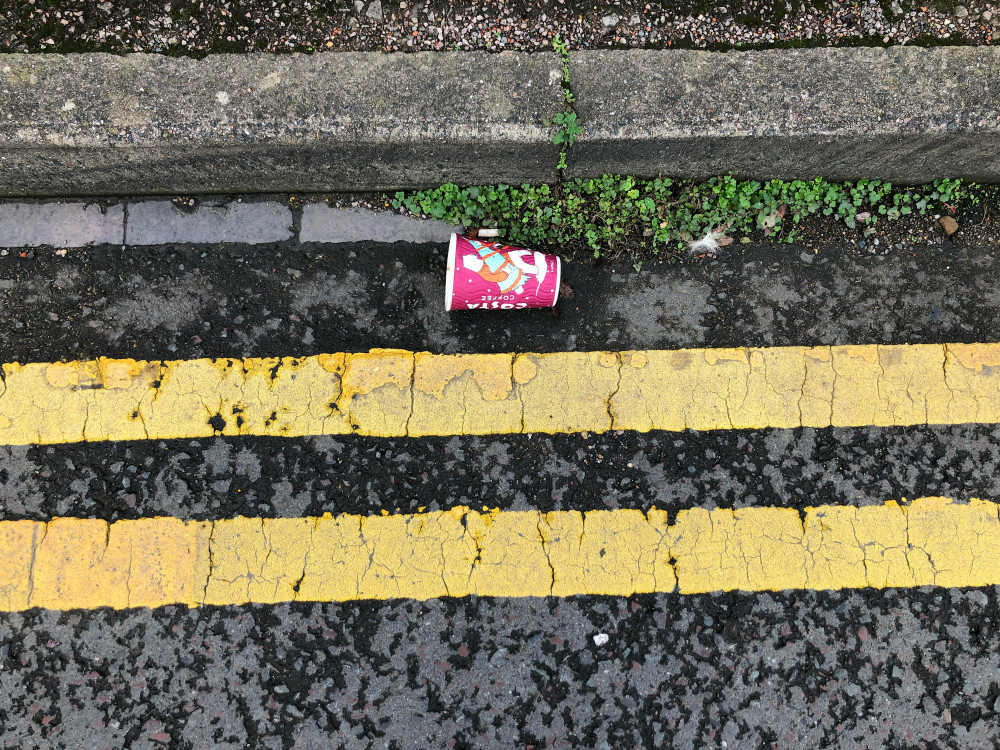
445,234 -> 561,311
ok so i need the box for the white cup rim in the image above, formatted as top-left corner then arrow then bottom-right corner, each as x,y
444,232 -> 458,311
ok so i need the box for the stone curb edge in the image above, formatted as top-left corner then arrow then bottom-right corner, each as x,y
2,46 -> 1000,198
0,199 -> 461,249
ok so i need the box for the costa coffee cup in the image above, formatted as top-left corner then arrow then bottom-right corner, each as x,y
445,234 -> 561,311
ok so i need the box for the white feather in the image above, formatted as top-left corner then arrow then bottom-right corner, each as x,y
687,229 -> 720,254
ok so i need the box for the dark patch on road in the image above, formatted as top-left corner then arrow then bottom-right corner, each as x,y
4,424 -> 1000,522
0,588 -> 997,748
0,240 -> 996,363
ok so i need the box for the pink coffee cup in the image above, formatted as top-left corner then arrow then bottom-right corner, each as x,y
445,234 -> 561,311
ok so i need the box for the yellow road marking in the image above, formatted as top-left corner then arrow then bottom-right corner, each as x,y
1,497 -> 998,611
1,343 -> 1000,444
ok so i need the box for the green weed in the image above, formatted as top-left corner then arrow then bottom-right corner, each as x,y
550,112 -> 582,147
391,176 -> 970,259
550,36 -> 578,169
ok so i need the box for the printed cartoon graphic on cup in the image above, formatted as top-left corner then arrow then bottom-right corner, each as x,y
445,234 -> 561,311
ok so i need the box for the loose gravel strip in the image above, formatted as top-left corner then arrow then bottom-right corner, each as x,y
2,0 -> 996,55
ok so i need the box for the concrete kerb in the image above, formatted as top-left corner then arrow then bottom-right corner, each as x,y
1,47 -> 1000,198
299,203 -> 458,244
566,46 -> 1000,184
0,51 -> 565,197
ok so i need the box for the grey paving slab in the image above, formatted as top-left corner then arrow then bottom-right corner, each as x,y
0,52 -> 564,196
568,46 -> 1000,182
300,204 -> 460,244
0,202 -> 123,247
124,200 -> 293,245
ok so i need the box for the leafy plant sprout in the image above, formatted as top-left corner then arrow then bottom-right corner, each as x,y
391,177 -> 970,260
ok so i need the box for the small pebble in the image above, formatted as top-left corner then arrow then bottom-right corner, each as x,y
593,633 -> 610,646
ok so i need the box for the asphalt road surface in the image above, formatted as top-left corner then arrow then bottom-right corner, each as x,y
2,232 -> 1000,749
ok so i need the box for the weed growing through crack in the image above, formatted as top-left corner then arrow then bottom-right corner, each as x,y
551,112 -> 583,147
549,36 -> 579,171
552,36 -> 572,98
391,176 -> 969,259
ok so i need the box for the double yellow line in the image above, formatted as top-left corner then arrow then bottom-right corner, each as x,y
1,342 -> 998,444
2,497 -> 996,611
3,342 -> 1000,611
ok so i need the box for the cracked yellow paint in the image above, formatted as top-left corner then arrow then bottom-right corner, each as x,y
2,497 -> 1000,611
409,353 -> 521,436
0,521 -> 36,611
516,351 -> 621,433
337,349 -> 413,436
3,343 -> 1000,445
203,516 -> 314,605
24,517 -> 208,610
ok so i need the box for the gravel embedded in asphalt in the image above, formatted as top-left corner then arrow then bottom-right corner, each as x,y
1,0 -> 996,55
1,231 -> 998,364
2,222 -> 1000,748
2,230 -> 1000,524
5,425 -> 1000,522
2,590 -> 999,748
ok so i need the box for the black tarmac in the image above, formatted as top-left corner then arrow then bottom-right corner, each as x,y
0,238 -> 996,364
2,232 -> 1000,748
